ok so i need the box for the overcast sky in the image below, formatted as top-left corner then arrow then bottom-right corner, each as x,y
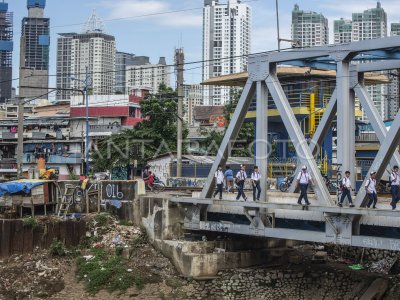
9,0 -> 400,90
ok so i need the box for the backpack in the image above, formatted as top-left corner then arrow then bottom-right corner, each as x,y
340,178 -> 348,191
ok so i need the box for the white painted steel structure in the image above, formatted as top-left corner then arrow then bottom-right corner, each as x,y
176,36 -> 400,251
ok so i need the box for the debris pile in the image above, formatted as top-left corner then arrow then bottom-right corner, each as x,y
0,249 -> 66,300
84,214 -> 141,249
366,257 -> 397,274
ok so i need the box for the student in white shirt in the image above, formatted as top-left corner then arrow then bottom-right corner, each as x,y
339,171 -> 354,207
390,165 -> 400,210
296,165 -> 313,205
365,171 -> 378,209
251,165 -> 261,201
213,165 -> 225,200
235,164 -> 248,201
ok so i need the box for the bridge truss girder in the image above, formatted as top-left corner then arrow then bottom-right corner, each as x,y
194,36 -> 400,250
201,36 -> 400,207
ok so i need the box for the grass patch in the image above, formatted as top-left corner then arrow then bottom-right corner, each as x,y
94,213 -> 111,227
50,239 -> 66,256
22,217 -> 39,229
76,248 -> 144,294
119,219 -> 134,226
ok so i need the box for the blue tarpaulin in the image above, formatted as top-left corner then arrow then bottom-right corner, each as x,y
0,181 -> 45,197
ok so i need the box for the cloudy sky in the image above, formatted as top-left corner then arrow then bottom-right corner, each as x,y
9,0 -> 400,89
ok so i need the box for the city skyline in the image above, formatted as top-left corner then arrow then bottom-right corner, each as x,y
6,0 -> 400,94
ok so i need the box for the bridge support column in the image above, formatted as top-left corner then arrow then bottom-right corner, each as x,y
336,59 -> 356,192
256,81 -> 269,202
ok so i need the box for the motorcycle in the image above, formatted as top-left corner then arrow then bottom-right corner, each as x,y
279,174 -> 295,192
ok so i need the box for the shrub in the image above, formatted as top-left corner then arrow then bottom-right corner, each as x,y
22,217 -> 39,230
50,239 -> 66,256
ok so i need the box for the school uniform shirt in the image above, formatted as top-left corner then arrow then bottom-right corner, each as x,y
342,177 -> 351,189
251,172 -> 261,182
224,169 -> 234,180
365,178 -> 377,194
214,170 -> 225,184
297,171 -> 311,184
390,171 -> 400,186
236,170 -> 247,181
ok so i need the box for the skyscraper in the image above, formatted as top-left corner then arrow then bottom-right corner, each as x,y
334,18 -> 352,44
202,0 -> 251,105
56,33 -> 75,100
57,11 -> 116,96
291,4 -> 329,47
388,23 -> 400,119
115,52 -> 136,94
19,0 -> 50,99
0,1 -> 13,103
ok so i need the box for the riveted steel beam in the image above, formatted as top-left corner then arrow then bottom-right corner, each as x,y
266,64 -> 333,205
200,79 -> 256,198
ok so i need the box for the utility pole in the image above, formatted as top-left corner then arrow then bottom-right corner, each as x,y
175,48 -> 184,177
85,66 -> 90,177
275,0 -> 280,51
17,98 -> 24,178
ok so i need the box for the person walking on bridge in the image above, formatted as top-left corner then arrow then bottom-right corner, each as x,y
251,165 -> 261,201
390,166 -> 400,210
339,171 -> 355,208
296,165 -> 312,205
236,165 -> 248,201
224,166 -> 234,193
366,171 -> 378,209
213,165 -> 225,200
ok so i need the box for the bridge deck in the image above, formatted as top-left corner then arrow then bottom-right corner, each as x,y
172,197 -> 400,217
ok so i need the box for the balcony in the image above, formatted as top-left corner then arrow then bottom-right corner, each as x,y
89,124 -> 122,133
1,132 -> 17,140
356,133 -> 379,143
0,159 -> 17,172
23,153 -> 82,165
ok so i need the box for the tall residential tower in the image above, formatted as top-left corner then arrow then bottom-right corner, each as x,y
19,0 -> 50,99
388,23 -> 400,120
56,11 -> 116,96
0,1 -> 13,102
202,0 -> 251,105
291,4 -> 329,47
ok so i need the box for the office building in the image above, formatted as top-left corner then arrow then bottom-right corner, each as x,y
0,2 -> 12,103
19,0 -> 50,99
125,57 -> 170,94
115,52 -> 136,94
291,4 -> 329,47
202,0 -> 251,105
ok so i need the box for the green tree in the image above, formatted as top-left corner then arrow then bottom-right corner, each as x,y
91,84 -> 188,171
200,89 -> 255,156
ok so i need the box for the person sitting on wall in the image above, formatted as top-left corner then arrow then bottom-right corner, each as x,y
142,165 -> 151,184
147,171 -> 155,192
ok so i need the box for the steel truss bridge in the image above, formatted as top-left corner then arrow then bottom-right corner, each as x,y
173,36 -> 400,252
